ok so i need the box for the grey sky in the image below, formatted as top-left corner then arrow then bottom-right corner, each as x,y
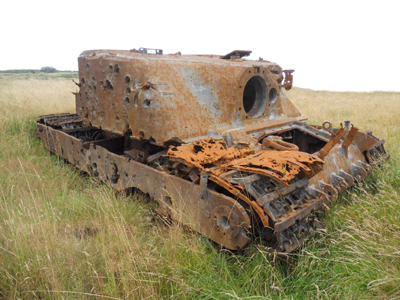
2,0 -> 399,92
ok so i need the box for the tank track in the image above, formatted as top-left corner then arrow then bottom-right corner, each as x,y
39,113 -> 83,129
222,172 -> 326,252
37,113 -> 387,253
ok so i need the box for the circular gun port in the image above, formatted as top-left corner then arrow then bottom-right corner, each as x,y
243,76 -> 267,118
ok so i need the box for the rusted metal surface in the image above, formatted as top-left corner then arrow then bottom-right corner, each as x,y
76,49 -> 300,146
36,48 -> 389,253
317,126 -> 347,158
342,125 -> 359,149
262,136 -> 299,151
164,138 -> 324,230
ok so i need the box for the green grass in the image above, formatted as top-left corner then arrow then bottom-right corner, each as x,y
0,74 -> 399,299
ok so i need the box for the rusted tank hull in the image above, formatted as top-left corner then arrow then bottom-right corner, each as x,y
37,48 -> 389,252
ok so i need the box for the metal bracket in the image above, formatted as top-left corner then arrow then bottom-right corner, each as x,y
221,50 -> 252,60
281,70 -> 294,90
130,47 -> 163,55
199,171 -> 210,201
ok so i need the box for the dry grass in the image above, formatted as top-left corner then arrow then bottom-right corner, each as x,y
287,88 -> 400,155
0,73 -> 399,299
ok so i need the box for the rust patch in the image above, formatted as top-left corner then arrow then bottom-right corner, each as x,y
166,138 -> 324,226
317,126 -> 347,158
166,138 -> 323,184
221,150 -> 324,183
166,138 -> 254,170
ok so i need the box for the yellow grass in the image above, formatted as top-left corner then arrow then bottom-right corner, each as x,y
287,88 -> 400,154
0,73 -> 399,299
0,76 -> 76,122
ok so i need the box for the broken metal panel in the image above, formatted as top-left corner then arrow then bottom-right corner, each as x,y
342,125 -> 359,149
166,138 -> 324,183
165,137 -> 325,231
221,50 -> 252,60
317,126 -> 347,158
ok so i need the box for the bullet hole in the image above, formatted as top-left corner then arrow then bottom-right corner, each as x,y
92,76 -> 96,82
125,76 -> 131,83
126,87 -> 131,94
114,64 -> 119,73
110,163 -> 119,185
105,80 -> 113,90
124,97 -> 130,104
92,163 -> 98,175
109,65 -> 113,72
100,81 -> 104,88
81,78 -> 86,87
143,100 -> 151,107
86,64 -> 90,71
194,145 -> 204,153
139,131 -> 144,139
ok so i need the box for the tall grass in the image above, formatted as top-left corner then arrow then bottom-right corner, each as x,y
0,74 -> 399,299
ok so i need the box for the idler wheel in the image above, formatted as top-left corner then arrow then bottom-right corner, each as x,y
212,205 -> 241,239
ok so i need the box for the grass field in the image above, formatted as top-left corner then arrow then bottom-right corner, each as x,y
0,72 -> 399,299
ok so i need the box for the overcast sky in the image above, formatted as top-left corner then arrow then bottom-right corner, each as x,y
2,0 -> 399,92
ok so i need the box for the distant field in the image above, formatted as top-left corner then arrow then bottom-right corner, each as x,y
0,73 -> 399,299
0,70 -> 78,80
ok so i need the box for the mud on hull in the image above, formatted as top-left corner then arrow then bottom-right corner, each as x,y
37,114 -> 388,253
